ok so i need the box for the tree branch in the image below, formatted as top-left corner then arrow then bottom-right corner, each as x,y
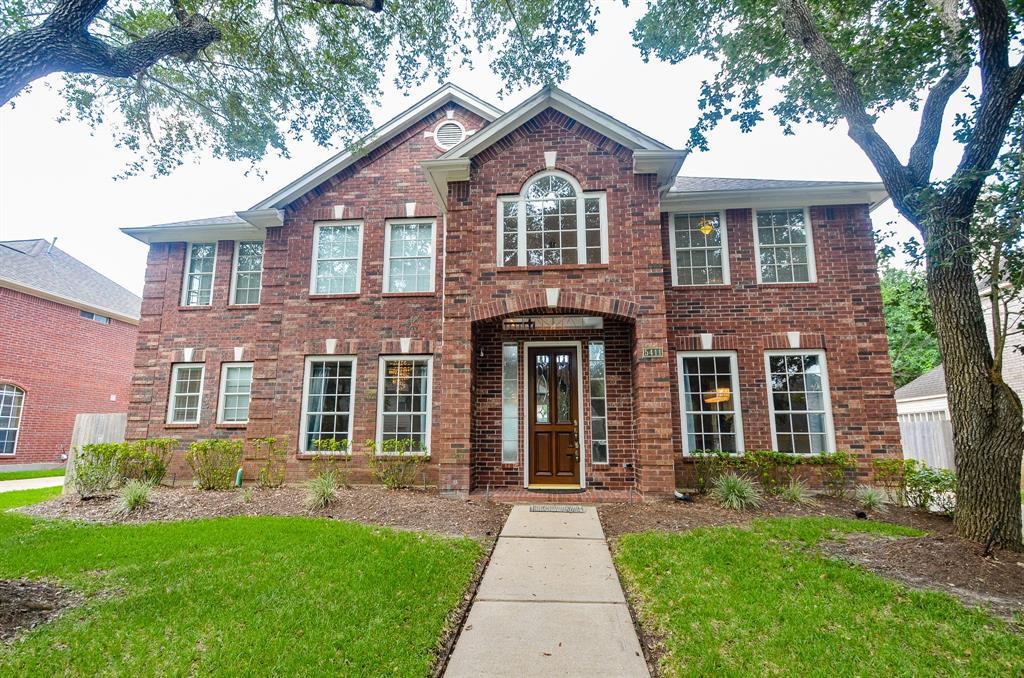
970,0 -> 1011,78
316,0 -> 384,10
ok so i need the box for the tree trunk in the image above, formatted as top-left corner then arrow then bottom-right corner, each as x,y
926,215 -> 1024,551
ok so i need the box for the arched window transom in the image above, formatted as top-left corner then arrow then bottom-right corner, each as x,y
497,170 -> 608,267
0,384 -> 25,456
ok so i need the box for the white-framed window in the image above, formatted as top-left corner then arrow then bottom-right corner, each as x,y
669,211 -> 729,285
181,242 -> 217,306
765,350 -> 835,454
217,362 -> 253,424
384,221 -> 435,293
0,384 -> 25,455
300,356 -> 356,453
497,170 -> 608,267
376,356 -> 432,454
754,208 -> 816,283
588,341 -> 609,464
311,222 -> 363,295
79,310 -> 111,324
677,351 -> 743,454
167,363 -> 205,424
501,343 -> 519,464
231,241 -> 264,305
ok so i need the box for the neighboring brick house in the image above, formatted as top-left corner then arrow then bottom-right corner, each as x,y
0,239 -> 140,466
122,84 -> 900,497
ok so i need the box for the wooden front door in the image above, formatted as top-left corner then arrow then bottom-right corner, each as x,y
528,347 -> 581,486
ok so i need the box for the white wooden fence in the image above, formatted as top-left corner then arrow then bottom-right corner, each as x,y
897,410 -> 955,470
64,413 -> 127,493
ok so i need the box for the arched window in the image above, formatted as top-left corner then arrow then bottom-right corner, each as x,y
0,384 -> 25,456
497,170 -> 608,267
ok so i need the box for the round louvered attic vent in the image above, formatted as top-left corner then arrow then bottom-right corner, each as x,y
434,121 -> 465,149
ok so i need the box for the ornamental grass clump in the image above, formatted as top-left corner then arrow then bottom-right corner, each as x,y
117,480 -> 152,515
779,478 -> 816,505
856,485 -> 886,512
712,472 -> 763,511
304,472 -> 338,510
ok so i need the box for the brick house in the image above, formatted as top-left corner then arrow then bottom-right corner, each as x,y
0,239 -> 140,466
122,84 -> 900,497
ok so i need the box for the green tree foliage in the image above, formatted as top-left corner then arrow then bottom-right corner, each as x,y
879,266 -> 940,388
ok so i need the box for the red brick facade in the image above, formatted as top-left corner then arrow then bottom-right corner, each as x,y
0,287 -> 138,465
126,92 -> 901,496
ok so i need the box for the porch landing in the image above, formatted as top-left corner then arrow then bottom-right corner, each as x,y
468,487 -> 639,504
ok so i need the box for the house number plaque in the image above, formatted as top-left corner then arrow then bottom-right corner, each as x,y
642,346 -> 664,359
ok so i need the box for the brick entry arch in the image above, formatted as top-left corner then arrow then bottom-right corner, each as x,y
469,289 -> 640,324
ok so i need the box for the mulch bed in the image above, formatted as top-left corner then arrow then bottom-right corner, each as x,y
19,485 -> 510,538
599,495 -> 1024,624
0,579 -> 81,643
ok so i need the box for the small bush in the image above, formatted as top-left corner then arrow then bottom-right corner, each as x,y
856,485 -> 885,512
186,439 -> 243,491
366,438 -> 429,490
304,472 -> 337,510
779,478 -> 816,505
117,438 -> 176,485
306,437 -> 352,487
711,472 -> 763,511
72,443 -> 120,499
691,450 -> 734,495
117,480 -> 152,515
872,458 -> 909,506
905,461 -> 956,516
818,451 -> 856,499
252,437 -> 287,489
241,487 -> 253,504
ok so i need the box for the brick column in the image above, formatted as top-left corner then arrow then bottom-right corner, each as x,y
437,319 -> 473,497
632,315 -> 676,497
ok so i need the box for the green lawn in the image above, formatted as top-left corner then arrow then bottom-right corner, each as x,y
0,468 -> 65,481
0,495 -> 483,676
0,486 -> 62,510
615,518 -> 1023,677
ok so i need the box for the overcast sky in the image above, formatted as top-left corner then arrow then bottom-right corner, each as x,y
0,2 -> 969,296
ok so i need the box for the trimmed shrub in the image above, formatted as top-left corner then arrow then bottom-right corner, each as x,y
117,480 -> 152,515
691,449 -> 733,495
817,451 -> 856,499
304,472 -> 337,510
779,478 -> 816,505
72,443 -> 121,499
856,485 -> 885,512
117,438 -> 176,485
366,438 -> 428,490
872,458 -> 910,506
186,439 -> 243,491
252,437 -> 287,489
905,461 -> 957,516
711,472 -> 763,511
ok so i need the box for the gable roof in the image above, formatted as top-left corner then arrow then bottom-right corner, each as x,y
0,239 -> 141,323
249,83 -> 504,212
671,176 -> 884,193
895,364 -> 947,401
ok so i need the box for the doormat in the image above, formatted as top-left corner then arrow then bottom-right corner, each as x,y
529,505 -> 584,513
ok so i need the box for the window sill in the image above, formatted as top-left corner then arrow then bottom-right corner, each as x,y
381,292 -> 437,298
756,281 -> 819,288
671,283 -> 733,290
497,264 -> 609,273
215,423 -> 248,429
176,305 -> 213,312
226,304 -> 260,310
308,293 -> 360,301
297,453 -> 354,460
163,423 -> 200,429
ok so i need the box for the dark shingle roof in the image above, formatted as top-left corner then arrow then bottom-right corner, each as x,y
894,364 -> 947,401
0,239 -> 141,320
671,176 -> 881,193
139,215 -> 245,229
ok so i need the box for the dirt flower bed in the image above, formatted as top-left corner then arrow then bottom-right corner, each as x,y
0,579 -> 81,643
599,495 -> 1023,623
20,485 -> 510,538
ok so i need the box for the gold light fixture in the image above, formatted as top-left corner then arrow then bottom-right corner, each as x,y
698,218 -> 715,236
704,387 -> 731,404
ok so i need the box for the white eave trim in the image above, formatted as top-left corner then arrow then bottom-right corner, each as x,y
659,183 -> 889,213
634,150 -> 689,192
250,83 -> 503,211
0,277 -> 140,325
236,208 -> 284,228
121,221 -> 266,245
421,158 -> 471,212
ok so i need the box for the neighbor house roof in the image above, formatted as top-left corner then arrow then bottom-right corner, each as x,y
895,364 -> 947,401
0,239 -> 141,323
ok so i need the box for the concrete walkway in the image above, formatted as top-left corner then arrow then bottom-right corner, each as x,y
445,505 -> 649,678
0,476 -> 64,493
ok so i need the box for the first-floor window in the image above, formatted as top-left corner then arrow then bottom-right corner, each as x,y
501,344 -> 518,464
0,384 -> 25,455
588,341 -> 609,463
301,357 -> 356,453
677,352 -> 743,454
168,363 -> 205,424
766,351 -> 833,454
377,356 -> 432,453
218,363 -> 253,424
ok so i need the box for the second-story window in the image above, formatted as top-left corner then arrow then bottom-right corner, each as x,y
182,243 -> 216,306
384,221 -> 435,293
670,212 -> 729,285
231,241 -> 264,305
497,171 -> 608,267
312,222 -> 363,295
755,208 -> 816,283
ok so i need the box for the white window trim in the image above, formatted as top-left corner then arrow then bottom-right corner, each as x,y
309,221 -> 364,296
0,384 -> 24,456
217,362 -> 254,424
668,211 -> 731,286
676,351 -> 744,456
763,349 -> 836,454
375,355 -> 433,456
230,240 -> 264,306
752,207 -> 817,284
299,355 -> 358,454
521,341 -> 586,489
383,219 -> 436,294
166,363 -> 205,424
180,242 -> 218,307
496,170 -> 609,268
